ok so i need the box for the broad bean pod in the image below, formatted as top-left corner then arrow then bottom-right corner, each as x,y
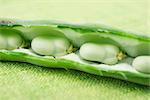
0,19 -> 149,86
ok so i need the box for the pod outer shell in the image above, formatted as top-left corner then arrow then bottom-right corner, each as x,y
0,50 -> 150,86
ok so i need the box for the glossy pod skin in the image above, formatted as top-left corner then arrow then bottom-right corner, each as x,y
0,19 -> 150,86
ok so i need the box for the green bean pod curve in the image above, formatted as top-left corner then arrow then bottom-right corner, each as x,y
0,19 -> 150,86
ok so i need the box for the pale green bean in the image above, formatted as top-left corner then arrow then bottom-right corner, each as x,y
0,32 -> 23,50
79,43 -> 120,65
132,56 -> 150,74
31,35 -> 70,56
6,33 -> 23,50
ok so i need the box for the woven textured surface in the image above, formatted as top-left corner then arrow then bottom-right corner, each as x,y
0,62 -> 149,100
0,0 -> 149,99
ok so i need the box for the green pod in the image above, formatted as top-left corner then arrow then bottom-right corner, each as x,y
14,26 -> 66,41
0,19 -> 150,86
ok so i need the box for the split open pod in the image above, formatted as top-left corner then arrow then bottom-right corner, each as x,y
0,19 -> 150,86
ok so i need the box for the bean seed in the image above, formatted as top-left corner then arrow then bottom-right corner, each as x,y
31,35 -> 70,56
0,32 -> 23,50
132,56 -> 150,74
79,43 -> 120,64
6,33 -> 23,50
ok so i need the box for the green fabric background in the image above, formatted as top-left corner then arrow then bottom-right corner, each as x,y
0,0 -> 149,100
